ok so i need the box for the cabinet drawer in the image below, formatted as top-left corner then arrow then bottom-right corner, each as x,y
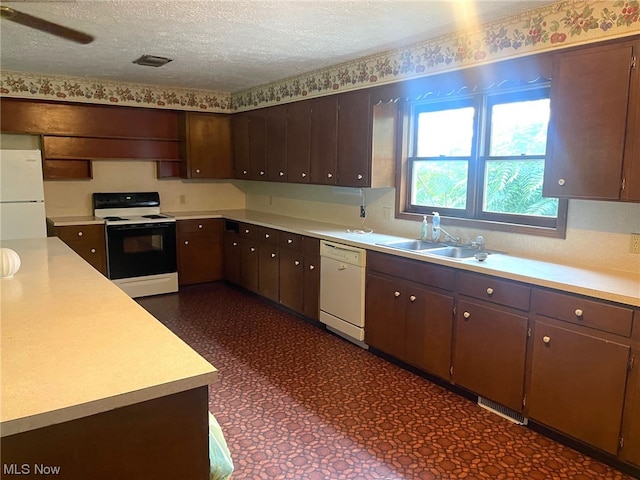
55,224 -> 105,243
532,289 -> 634,337
367,251 -> 454,291
258,226 -> 279,245
239,222 -> 257,239
457,271 -> 530,311
279,231 -> 303,250
177,218 -> 222,234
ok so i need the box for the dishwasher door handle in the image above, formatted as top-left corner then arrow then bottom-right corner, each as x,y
338,264 -> 347,271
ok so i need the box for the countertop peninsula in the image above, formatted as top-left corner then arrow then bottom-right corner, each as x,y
0,237 -> 217,437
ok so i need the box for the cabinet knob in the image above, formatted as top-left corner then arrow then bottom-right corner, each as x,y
279,171 -> 284,176
542,335 -> 551,345
294,260 -> 300,266
77,231 -> 83,237
287,239 -> 293,244
301,172 -> 307,178
558,178 -> 566,186
394,291 -> 401,298
463,311 -> 471,319
409,295 -> 416,302
195,168 -> 201,174
243,170 -> 248,175
198,224 -> 203,229
575,309 -> 583,318
486,287 -> 494,296
233,242 -> 238,247
184,240 -> 189,245
327,173 -> 333,178
245,229 -> 250,234
309,264 -> 315,270
250,247 -> 256,252
271,253 -> 276,258
357,174 -> 363,180
90,248 -> 96,254
260,171 -> 265,176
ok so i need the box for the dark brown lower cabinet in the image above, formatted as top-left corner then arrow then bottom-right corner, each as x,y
258,243 -> 279,302
452,298 -> 528,412
177,219 -> 223,286
302,253 -> 320,320
365,273 -> 406,360
526,320 -> 630,455
239,239 -> 259,293
223,231 -> 241,285
47,223 -> 107,276
279,246 -> 305,313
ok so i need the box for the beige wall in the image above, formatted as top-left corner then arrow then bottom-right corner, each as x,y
243,182 -> 640,275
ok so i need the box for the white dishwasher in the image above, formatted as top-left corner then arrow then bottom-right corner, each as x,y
320,240 -> 367,347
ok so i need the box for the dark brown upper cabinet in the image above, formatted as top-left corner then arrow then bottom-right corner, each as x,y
337,90 -> 372,188
179,112 -> 232,179
310,96 -> 338,185
286,100 -> 311,183
265,104 -> 288,182
543,38 -> 640,201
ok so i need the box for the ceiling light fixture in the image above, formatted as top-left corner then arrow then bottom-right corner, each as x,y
132,54 -> 173,67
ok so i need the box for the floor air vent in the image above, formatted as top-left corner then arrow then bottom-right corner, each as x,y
478,397 -> 528,425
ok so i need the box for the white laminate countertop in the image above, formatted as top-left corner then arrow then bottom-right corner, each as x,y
0,237 -> 217,437
164,209 -> 640,307
48,209 -> 640,307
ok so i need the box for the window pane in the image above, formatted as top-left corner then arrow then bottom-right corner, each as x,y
489,98 -> 550,156
484,160 -> 558,216
416,107 -> 475,157
411,160 -> 468,209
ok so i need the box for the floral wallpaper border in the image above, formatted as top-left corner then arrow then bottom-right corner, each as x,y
1,0 -> 638,113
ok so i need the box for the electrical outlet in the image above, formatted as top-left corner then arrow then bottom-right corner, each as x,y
630,233 -> 640,254
179,194 -> 186,205
360,206 -> 366,218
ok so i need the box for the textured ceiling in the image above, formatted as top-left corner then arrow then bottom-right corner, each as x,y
0,1 -> 554,93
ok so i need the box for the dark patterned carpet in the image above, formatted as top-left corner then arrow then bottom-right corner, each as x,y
138,282 -> 634,480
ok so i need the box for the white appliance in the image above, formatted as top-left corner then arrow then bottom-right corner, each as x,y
320,240 -> 367,348
0,150 -> 47,241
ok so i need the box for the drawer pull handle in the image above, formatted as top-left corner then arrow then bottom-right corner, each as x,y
260,171 -> 265,176
486,287 -> 494,296
250,247 -> 256,252
245,229 -> 250,234
309,265 -> 315,270
265,233 -> 270,239
294,260 -> 300,266
279,171 -> 285,176
463,311 -> 471,319
301,172 -> 307,178
575,309 -> 583,318
394,291 -> 401,298
77,231 -> 83,237
558,178 -> 566,186
195,168 -> 201,174
357,174 -> 363,180
271,253 -> 276,258
409,295 -> 416,302
233,242 -> 238,247
287,239 -> 293,244
542,335 -> 551,345
243,170 -> 248,175
184,240 -> 189,245
198,224 -> 203,229
327,173 -> 333,178
90,248 -> 96,254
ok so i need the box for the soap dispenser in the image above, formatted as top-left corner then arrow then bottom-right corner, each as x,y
431,212 -> 440,241
420,215 -> 428,241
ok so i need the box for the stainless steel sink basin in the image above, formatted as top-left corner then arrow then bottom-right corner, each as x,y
380,239 -> 445,252
424,246 -> 479,259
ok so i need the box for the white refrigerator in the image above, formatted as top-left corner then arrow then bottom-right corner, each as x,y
0,150 -> 47,240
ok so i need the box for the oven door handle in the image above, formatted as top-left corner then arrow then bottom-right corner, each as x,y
107,222 -> 176,231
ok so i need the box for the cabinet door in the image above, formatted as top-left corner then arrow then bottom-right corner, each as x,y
286,100 -> 311,183
258,245 -> 279,302
543,41 -> 635,200
310,96 -> 337,185
223,233 -> 241,285
365,273 -> 405,359
453,299 -> 528,412
55,224 -> 107,275
177,219 -> 223,286
266,105 -> 288,182
240,240 -> 259,293
279,247 -> 304,313
232,113 -> 250,179
183,113 -> 232,178
303,254 -> 320,320
248,111 -> 267,180
527,320 -> 630,455
404,285 -> 454,380
337,90 -> 371,187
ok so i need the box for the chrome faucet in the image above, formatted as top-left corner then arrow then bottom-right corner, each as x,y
433,225 -> 461,245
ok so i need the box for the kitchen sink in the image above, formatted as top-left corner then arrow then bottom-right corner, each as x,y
423,246 -> 479,259
379,239 -> 445,252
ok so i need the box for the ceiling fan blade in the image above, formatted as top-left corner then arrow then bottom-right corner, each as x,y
0,6 -> 94,44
